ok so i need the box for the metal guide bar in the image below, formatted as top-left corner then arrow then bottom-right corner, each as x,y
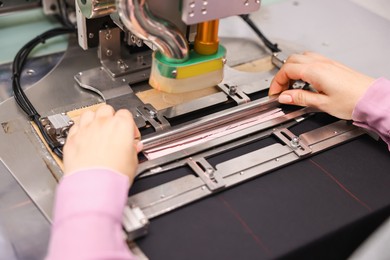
125,120 -> 366,239
160,92 -> 228,119
138,119 -> 300,178
141,95 -> 281,151
137,107 -> 315,177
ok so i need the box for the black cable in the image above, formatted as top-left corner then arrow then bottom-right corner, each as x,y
240,14 -> 281,53
56,0 -> 75,29
12,27 -> 76,159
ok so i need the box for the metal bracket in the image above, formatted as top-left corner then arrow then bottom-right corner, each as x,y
98,27 -> 152,78
218,83 -> 250,105
272,51 -> 289,69
273,128 -> 312,157
122,206 -> 149,241
187,157 -> 225,191
126,120 -> 364,232
40,113 -> 74,146
137,104 -> 170,132
74,67 -> 148,128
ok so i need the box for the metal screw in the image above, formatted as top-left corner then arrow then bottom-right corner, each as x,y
171,70 -> 177,77
130,34 -> 137,43
240,171 -> 244,175
26,69 -> 35,76
117,61 -> 129,70
206,168 -> 215,179
40,118 -> 50,126
290,136 -> 300,148
45,125 -> 55,136
136,39 -> 143,47
229,85 -> 237,95
105,32 -> 112,40
149,110 -> 157,118
106,49 -> 113,57
88,33 -> 94,39
206,168 -> 214,174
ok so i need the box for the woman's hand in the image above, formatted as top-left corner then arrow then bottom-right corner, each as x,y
269,52 -> 374,119
63,104 -> 142,183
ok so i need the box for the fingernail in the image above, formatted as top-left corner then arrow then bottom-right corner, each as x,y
279,94 -> 293,103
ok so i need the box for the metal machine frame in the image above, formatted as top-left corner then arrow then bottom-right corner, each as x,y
2,0 -> 389,258
0,40 -> 366,241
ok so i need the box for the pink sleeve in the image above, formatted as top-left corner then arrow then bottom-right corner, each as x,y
46,168 -> 135,260
352,77 -> 390,150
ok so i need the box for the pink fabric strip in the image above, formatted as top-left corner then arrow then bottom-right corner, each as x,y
145,108 -> 285,159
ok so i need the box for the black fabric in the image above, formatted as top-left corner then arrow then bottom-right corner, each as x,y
134,117 -> 390,259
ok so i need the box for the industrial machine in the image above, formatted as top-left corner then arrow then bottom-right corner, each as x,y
1,0 -> 390,259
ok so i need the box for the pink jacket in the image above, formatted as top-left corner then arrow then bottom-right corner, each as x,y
353,77 -> 390,150
46,78 -> 390,259
46,169 -> 135,259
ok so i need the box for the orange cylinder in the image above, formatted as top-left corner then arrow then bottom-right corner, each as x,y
194,20 -> 219,55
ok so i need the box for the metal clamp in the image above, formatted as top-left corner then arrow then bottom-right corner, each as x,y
271,51 -> 289,69
218,83 -> 250,105
187,157 -> 225,191
40,113 -> 74,146
273,128 -> 312,157
137,104 -> 170,132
